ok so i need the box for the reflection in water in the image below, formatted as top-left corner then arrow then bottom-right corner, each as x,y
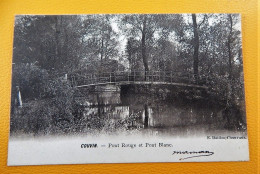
75,85 -> 246,137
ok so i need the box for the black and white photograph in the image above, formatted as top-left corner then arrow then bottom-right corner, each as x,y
8,14 -> 249,165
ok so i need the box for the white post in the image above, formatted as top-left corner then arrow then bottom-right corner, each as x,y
16,86 -> 22,108
64,74 -> 67,81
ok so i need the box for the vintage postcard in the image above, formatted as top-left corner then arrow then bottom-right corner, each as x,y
8,14 -> 249,166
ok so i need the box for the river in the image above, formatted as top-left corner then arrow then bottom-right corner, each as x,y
74,84 -> 247,137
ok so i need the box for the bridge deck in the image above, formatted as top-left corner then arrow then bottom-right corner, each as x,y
76,81 -> 208,89
71,71 -> 208,89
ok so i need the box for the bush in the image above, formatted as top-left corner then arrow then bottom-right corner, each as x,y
12,63 -> 49,100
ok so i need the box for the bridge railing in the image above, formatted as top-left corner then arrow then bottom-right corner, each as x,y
70,71 -> 208,87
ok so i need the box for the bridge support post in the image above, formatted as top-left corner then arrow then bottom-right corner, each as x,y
171,72 -> 172,83
144,104 -> 149,128
133,71 -> 135,82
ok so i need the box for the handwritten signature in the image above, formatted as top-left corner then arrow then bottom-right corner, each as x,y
172,151 -> 214,160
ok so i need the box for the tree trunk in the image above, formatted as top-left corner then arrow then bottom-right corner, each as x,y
54,16 -> 62,70
227,14 -> 234,102
144,104 -> 149,128
227,14 -> 233,82
100,38 -> 104,61
127,39 -> 133,70
142,15 -> 149,80
192,14 -> 199,82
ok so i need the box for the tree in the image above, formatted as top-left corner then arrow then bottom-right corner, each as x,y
84,15 -> 119,61
141,15 -> 149,78
192,14 -> 199,81
80,15 -> 120,74
120,14 -> 164,79
125,37 -> 142,71
13,15 -> 84,74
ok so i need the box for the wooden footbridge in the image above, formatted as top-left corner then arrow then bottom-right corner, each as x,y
70,71 -> 209,89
